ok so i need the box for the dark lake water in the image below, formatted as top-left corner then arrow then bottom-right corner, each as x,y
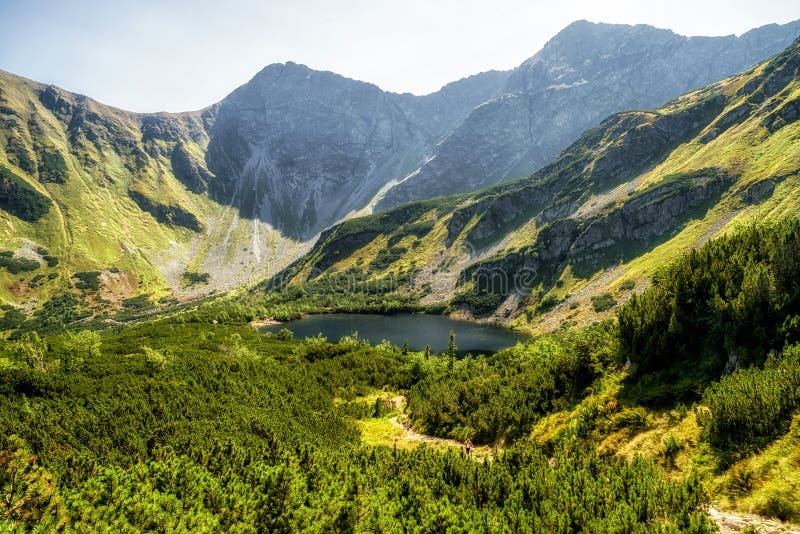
261,313 -> 529,354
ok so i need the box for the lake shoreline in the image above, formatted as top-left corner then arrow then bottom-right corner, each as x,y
259,312 -> 528,354
250,318 -> 282,329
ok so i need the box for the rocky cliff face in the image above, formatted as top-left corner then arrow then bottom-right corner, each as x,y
205,63 -> 508,240
463,168 -> 735,292
377,19 -> 800,210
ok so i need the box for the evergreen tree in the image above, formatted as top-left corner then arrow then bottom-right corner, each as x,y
10,331 -> 48,372
62,330 -> 101,372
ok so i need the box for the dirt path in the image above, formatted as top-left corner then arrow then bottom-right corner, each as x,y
378,398 -> 793,529
388,416 -> 496,460
708,506 -> 800,533
389,416 -> 468,448
384,394 -> 496,459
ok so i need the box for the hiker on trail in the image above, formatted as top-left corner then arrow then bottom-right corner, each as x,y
464,439 -> 473,456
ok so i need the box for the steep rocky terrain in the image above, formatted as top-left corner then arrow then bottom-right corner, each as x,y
0,68 -> 325,317
206,63 -> 509,240
276,35 -> 800,333
377,19 -> 800,210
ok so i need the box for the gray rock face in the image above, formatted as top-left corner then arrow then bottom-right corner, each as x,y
377,19 -> 800,210
205,63 -> 508,240
462,168 -> 734,294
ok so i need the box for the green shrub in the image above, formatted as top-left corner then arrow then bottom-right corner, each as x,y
0,251 -> 40,274
591,293 -> 617,312
0,165 -> 51,222
699,345 -> 800,453
612,407 -> 649,432
370,245 -> 407,271
43,255 -> 59,268
73,271 -> 101,291
142,346 -> 167,375
728,465 -> 755,495
536,293 -> 562,313
0,308 -> 25,331
759,491 -> 799,522
275,328 -> 294,341
62,330 -> 101,372
619,279 -> 636,292
38,150 -> 68,183
451,290 -> 503,316
182,270 -> 210,286
661,436 -> 683,467
122,295 -> 153,310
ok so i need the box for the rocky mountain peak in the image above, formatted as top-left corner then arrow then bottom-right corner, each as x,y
376,18 -> 800,211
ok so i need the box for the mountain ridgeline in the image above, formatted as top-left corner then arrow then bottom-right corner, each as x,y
273,34 -> 800,330
0,18 -> 799,321
205,62 -> 510,240
376,19 -> 800,210
0,63 -> 509,312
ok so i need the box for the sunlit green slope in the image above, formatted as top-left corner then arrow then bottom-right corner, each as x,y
0,70 -> 302,320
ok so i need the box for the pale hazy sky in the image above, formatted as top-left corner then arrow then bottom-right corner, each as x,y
0,0 -> 797,112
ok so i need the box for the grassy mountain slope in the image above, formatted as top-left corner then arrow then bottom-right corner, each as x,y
274,36 -> 800,334
0,70 -> 303,321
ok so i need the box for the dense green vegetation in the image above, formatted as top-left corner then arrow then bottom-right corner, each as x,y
3,220 -> 800,530
37,150 -> 68,184
128,190 -> 202,232
451,290 -> 504,316
0,164 -> 51,222
0,251 -> 40,274
9,293 -> 91,338
618,219 -> 800,404
182,270 -> 211,286
245,284 -> 426,323
0,306 -> 25,330
0,322 -> 714,532
699,344 -> 800,456
72,271 -> 102,291
407,322 -> 616,443
591,293 -> 617,312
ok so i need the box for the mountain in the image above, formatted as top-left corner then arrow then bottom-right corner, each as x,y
1,18 -> 798,320
0,65 -> 507,316
0,71 -> 223,311
376,19 -> 800,210
205,63 -> 509,240
275,34 -> 800,333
